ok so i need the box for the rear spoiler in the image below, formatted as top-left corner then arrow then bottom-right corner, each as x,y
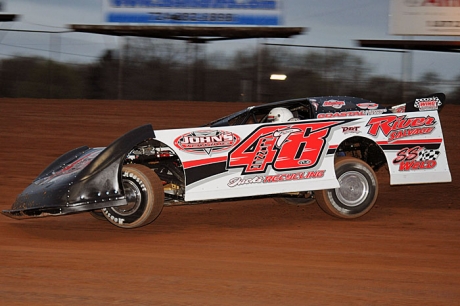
390,93 -> 446,113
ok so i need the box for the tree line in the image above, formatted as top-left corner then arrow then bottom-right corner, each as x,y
1,39 -> 459,105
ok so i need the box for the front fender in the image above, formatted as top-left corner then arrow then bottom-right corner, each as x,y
2,124 -> 155,219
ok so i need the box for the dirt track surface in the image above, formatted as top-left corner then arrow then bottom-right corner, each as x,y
1,99 -> 459,305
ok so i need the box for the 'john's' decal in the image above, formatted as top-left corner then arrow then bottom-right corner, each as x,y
174,130 -> 240,156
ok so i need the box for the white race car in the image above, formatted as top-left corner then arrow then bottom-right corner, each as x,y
3,93 -> 451,228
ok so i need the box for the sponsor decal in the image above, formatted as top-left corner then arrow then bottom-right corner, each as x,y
414,97 -> 442,111
61,150 -> 100,174
392,146 -> 439,171
37,149 -> 102,184
392,104 -> 406,113
35,148 -> 103,184
342,126 -> 361,134
317,109 -> 385,118
174,130 -> 240,156
357,102 -> 379,110
102,208 -> 125,225
227,170 -> 325,187
323,100 -> 345,109
228,121 -> 341,174
366,115 -> 436,142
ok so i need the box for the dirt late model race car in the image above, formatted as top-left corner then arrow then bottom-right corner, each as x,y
3,93 -> 452,228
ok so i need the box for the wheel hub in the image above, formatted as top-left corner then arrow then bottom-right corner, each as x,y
336,171 -> 369,207
113,179 -> 142,215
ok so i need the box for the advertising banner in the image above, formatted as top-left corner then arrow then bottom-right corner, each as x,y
390,0 -> 460,36
103,0 -> 283,26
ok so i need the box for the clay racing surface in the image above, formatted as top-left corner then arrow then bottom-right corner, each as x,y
1,99 -> 459,305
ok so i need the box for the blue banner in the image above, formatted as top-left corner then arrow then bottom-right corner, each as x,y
107,12 -> 280,25
109,0 -> 278,10
103,0 -> 283,25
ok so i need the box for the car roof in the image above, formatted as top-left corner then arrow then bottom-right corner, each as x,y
206,98 -> 310,127
206,96 -> 385,127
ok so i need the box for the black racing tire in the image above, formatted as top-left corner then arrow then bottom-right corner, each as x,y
102,164 -> 164,229
316,157 -> 378,219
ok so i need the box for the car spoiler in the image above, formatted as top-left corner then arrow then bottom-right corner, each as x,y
390,93 -> 446,113
2,124 -> 155,219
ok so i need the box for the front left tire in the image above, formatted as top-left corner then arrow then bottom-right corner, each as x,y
102,164 -> 164,229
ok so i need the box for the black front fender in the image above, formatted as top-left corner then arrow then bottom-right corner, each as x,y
2,124 -> 155,219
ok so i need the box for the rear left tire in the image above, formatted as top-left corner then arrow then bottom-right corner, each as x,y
316,157 -> 378,219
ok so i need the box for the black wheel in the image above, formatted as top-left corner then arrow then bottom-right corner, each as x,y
316,157 -> 378,219
102,164 -> 164,229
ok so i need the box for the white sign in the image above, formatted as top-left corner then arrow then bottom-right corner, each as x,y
103,0 -> 283,26
390,0 -> 460,36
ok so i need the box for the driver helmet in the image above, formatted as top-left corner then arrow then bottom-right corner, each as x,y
267,107 -> 294,123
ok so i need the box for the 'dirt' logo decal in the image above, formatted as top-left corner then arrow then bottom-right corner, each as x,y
174,130 -> 240,156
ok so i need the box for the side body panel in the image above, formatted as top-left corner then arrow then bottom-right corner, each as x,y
154,111 -> 451,202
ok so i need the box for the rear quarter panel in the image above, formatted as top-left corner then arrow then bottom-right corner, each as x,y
368,110 -> 451,185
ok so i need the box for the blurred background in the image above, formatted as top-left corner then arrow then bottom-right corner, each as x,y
1,0 -> 459,104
